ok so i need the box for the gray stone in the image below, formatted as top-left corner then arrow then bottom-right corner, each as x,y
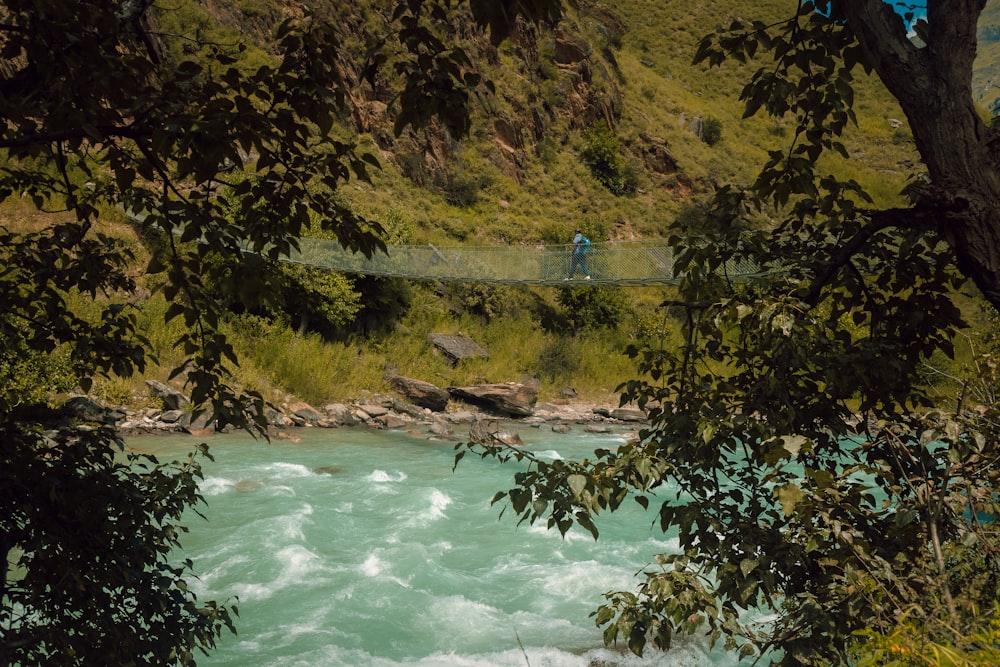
448,382 -> 537,417
159,409 -> 185,424
429,333 -> 489,365
61,395 -> 110,423
429,419 -> 454,436
388,376 -> 450,412
445,411 -> 477,424
266,407 -> 290,427
145,380 -> 190,411
610,408 -> 647,422
391,397 -> 428,419
185,409 -> 215,433
551,423 -> 571,434
356,403 -> 388,417
469,418 -> 523,446
289,401 -> 324,423
378,414 -> 410,429
324,403 -> 359,425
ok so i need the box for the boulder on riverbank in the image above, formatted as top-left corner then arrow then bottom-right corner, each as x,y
447,382 -> 537,417
145,380 -> 190,411
388,375 -> 450,412
469,418 -> 523,446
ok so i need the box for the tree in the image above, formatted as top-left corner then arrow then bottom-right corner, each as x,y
0,0 -> 366,659
0,0 -> 567,663
459,1 -> 1000,664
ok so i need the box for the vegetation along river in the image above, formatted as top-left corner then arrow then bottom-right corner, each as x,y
134,428 -> 755,667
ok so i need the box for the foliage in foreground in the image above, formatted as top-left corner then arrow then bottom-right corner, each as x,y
0,0 -> 565,663
461,1 -> 1000,665
0,0 -> 348,654
1,426 -> 235,665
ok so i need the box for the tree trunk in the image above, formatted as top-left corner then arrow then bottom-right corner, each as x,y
839,0 -> 1000,308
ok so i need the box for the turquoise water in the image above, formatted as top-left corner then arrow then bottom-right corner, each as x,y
135,427 -> 743,667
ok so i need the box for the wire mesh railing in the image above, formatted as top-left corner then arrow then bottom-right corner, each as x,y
284,237 -> 760,285
129,208 -> 764,286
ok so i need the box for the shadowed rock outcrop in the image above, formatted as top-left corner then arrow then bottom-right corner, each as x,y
389,375 -> 450,411
448,382 -> 537,417
469,418 -> 523,446
429,333 -> 489,365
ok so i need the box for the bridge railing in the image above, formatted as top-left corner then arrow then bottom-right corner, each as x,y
287,237 -> 693,285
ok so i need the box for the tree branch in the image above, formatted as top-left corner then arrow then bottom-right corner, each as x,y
802,204 -> 944,307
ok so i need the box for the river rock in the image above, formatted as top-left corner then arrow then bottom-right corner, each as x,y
266,407 -> 291,427
377,414 -> 410,429
324,403 -> 359,425
235,479 -> 263,493
610,408 -> 647,422
289,401 -> 324,423
429,333 -> 489,365
429,418 -> 454,436
145,380 -> 190,411
388,375 -> 450,411
445,410 -> 477,424
356,403 -> 389,417
469,418 -> 523,446
61,395 -> 111,423
390,397 -> 429,419
159,409 -> 185,424
185,409 -> 215,433
448,382 -> 537,417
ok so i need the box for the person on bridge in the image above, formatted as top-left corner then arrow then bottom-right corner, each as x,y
567,229 -> 591,280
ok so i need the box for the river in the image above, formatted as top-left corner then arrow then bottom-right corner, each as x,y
135,426 -> 748,667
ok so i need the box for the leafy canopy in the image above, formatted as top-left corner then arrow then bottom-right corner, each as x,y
0,0 -> 565,664
462,0 -> 1000,664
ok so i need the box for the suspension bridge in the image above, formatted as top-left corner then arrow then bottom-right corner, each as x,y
284,236 -> 762,286
128,210 -> 762,285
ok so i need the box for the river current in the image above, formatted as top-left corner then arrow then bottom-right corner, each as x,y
135,426 -> 746,667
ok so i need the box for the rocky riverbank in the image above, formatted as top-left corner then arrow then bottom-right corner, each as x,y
53,377 -> 649,446
93,376 -> 644,444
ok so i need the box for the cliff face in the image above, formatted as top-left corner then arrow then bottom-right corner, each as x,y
160,0 -> 633,189
332,3 -> 629,187
149,0 -> 943,248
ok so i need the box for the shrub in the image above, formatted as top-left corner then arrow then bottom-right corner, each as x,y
556,284 -> 631,333
701,116 -> 723,145
580,120 -> 638,195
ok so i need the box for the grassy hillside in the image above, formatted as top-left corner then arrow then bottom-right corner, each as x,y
976,0 -> 1000,109
2,0 -> 978,413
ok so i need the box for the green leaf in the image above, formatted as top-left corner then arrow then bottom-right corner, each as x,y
568,474 -> 588,498
740,558 -> 759,576
776,483 -> 806,517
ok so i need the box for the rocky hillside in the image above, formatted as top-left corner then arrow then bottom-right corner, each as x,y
52,0 -> 983,410
148,0 -> 939,253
